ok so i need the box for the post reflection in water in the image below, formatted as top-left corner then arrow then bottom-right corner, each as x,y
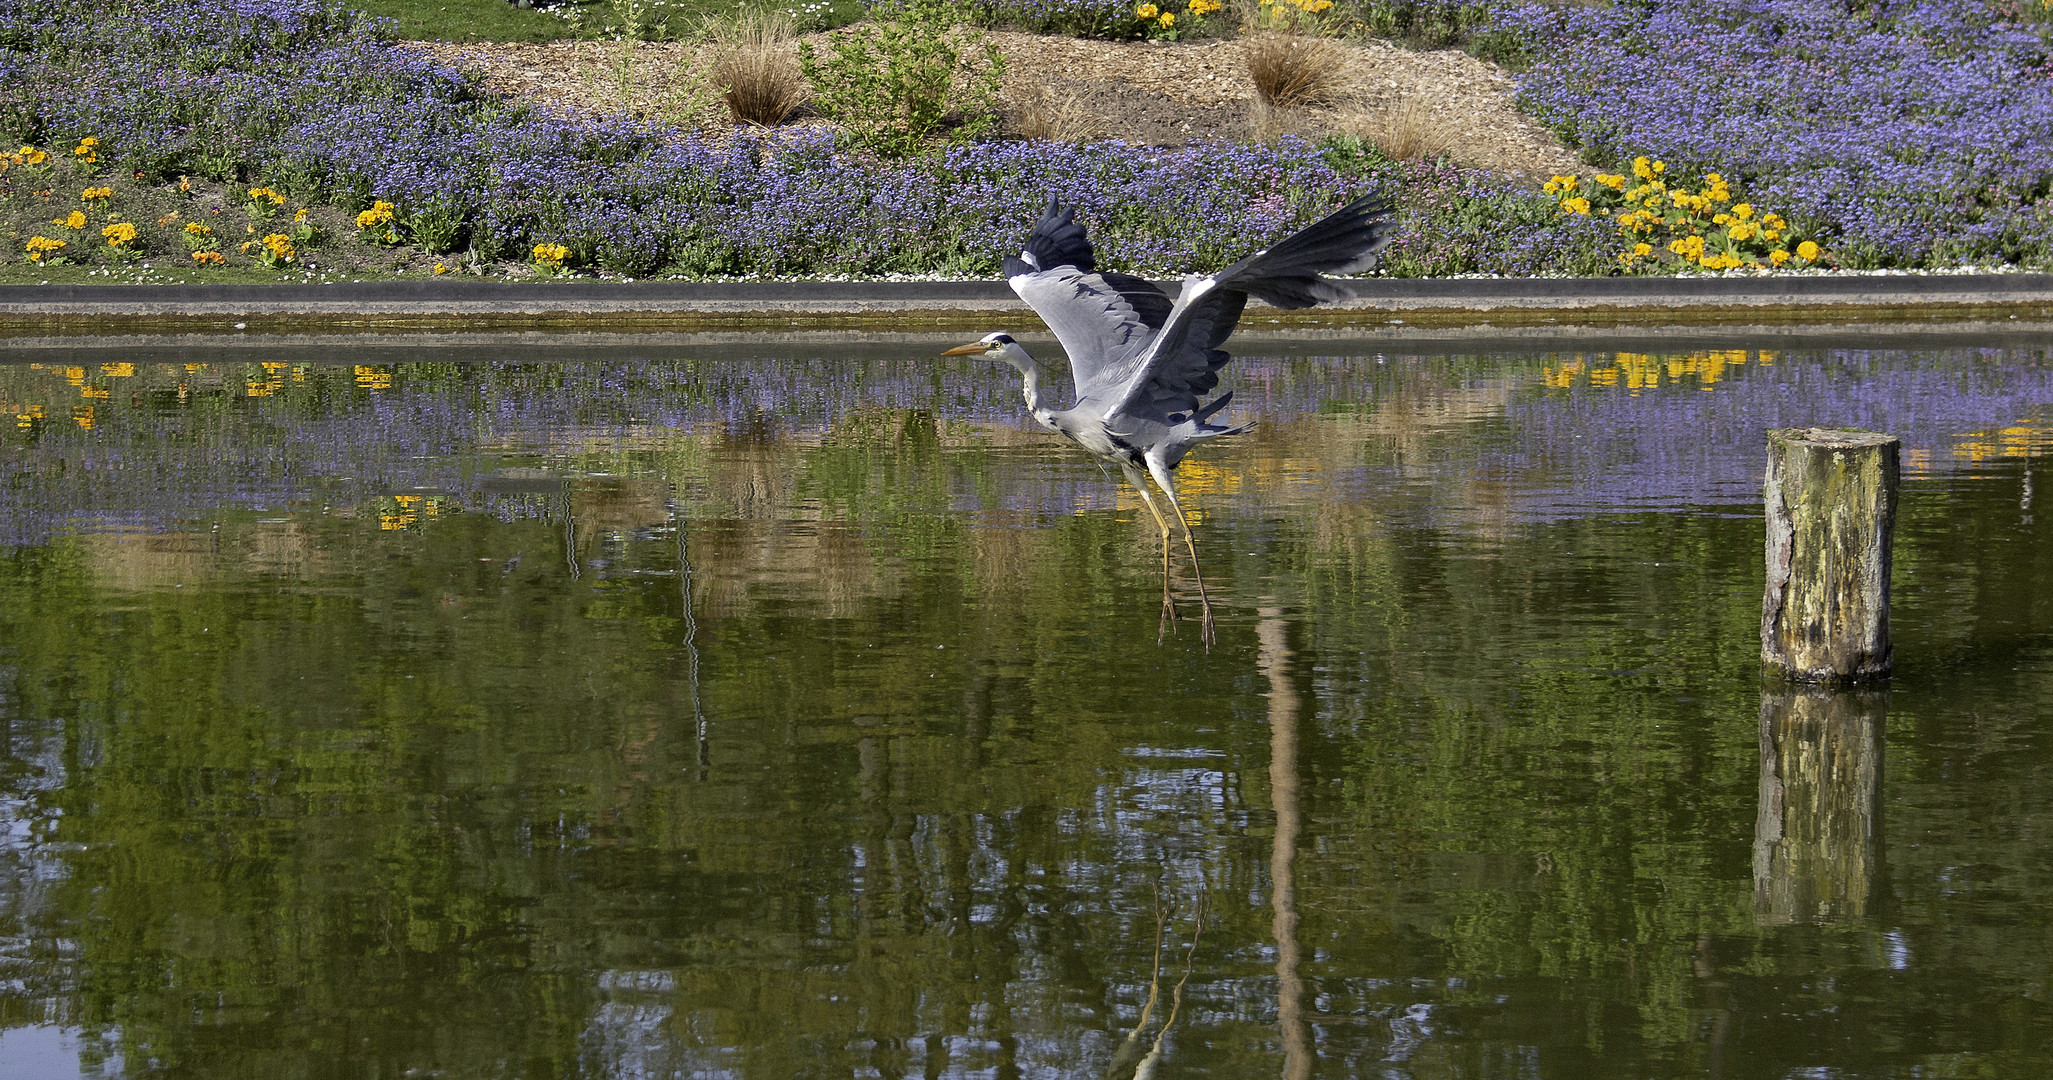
0,341 -> 2050,1078
1258,606 -> 1314,1080
1753,688 -> 1886,925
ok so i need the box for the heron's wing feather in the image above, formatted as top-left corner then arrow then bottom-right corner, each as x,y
1009,268 -> 1174,401
1002,199 -> 1095,278
1104,191 -> 1396,425
1000,201 -> 1179,402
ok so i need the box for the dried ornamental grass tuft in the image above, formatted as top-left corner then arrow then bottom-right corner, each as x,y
1244,32 -> 1345,109
1009,80 -> 1104,143
1334,95 -> 1449,162
711,9 -> 807,127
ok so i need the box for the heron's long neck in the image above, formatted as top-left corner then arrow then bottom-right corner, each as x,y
1007,345 -> 1051,416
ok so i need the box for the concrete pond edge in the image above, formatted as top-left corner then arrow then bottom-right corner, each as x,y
3,275 -> 2051,341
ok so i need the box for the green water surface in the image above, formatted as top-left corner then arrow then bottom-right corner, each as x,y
0,337 -> 2049,1078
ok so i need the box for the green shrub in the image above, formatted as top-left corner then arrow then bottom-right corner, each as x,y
797,0 -> 1004,158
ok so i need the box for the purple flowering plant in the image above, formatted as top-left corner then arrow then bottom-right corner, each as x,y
1492,0 -> 2053,267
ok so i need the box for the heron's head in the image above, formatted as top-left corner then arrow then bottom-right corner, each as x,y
944,332 -> 1042,379
940,332 -> 1018,361
940,332 -> 1042,412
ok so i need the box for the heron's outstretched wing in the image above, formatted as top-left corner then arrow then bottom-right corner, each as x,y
1003,201 -> 1174,405
1103,191 -> 1396,427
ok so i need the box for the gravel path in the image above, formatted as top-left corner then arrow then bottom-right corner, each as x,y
408,30 -> 1582,179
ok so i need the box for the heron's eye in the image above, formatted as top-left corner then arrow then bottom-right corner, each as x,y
993,334 -> 1015,345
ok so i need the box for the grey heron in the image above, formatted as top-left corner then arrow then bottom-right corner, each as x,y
944,192 -> 1395,647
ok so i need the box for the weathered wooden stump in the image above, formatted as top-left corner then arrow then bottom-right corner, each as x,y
1753,688 -> 1884,924
1761,428 -> 1900,684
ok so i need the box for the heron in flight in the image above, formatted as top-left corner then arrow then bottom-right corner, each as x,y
943,192 -> 1395,646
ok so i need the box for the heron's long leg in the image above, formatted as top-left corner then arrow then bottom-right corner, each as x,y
1119,461 -> 1178,641
1146,461 -> 1215,650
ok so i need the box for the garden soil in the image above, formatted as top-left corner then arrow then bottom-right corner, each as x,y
408,31 -> 1582,180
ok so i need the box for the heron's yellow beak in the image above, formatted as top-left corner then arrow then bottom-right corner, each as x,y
941,342 -> 991,356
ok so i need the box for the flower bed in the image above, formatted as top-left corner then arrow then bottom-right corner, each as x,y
1495,0 -> 2053,268
2,0 -> 1619,278
5,0 -> 2042,279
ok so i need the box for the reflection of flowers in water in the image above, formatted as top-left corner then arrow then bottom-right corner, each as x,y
5,349 -> 2052,548
1169,458 -> 1240,497
246,362 -> 293,398
1954,416 -> 2053,463
378,494 -> 448,531
1544,349 -> 1767,394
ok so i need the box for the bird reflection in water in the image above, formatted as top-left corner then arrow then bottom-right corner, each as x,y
1103,891 -> 1208,1080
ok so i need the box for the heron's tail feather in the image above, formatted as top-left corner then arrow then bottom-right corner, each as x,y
1193,390 -> 1234,424
1220,190 -> 1395,310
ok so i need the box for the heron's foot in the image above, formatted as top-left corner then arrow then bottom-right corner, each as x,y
1157,590 -> 1178,645
1198,597 -> 1216,651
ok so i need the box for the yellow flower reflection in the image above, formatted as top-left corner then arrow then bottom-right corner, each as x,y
1543,349 -> 1759,395
1953,418 -> 2053,463
378,493 -> 447,531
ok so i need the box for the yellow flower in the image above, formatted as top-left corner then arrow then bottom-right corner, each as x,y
1633,242 -> 1652,257
355,200 -> 395,228
1157,10 -> 1174,25
294,208 -> 309,222
1729,222 -> 1758,242
24,236 -> 66,262
81,186 -> 112,202
102,221 -> 138,247
1732,203 -> 1754,221
1764,213 -> 1787,230
1769,249 -> 1791,266
1796,240 -> 1821,261
186,221 -> 213,237
1562,196 -> 1590,215
1667,235 -> 1706,262
532,242 -> 571,268
248,186 -> 285,206
55,210 -> 86,229
192,250 -> 225,265
433,262 -> 449,274
1595,173 -> 1626,190
1135,2 -> 1157,15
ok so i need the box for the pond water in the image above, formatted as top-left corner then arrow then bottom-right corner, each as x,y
1,333 -> 2050,1079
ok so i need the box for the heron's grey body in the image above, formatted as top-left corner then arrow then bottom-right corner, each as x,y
946,192 -> 1396,645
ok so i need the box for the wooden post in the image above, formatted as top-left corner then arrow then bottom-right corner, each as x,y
1753,688 -> 1883,924
1761,428 -> 1899,684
